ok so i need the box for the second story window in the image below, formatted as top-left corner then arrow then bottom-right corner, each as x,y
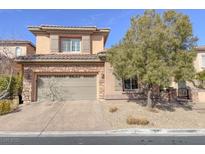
202,55 -> 205,68
15,47 -> 22,57
61,38 -> 80,52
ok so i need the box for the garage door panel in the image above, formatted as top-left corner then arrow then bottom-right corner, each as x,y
37,75 -> 96,101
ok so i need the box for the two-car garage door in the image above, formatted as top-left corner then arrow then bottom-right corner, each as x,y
37,75 -> 96,101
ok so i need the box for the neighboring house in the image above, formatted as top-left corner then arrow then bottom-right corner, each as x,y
176,46 -> 205,103
0,40 -> 36,74
168,46 -> 205,103
0,40 -> 36,57
192,46 -> 205,103
194,46 -> 205,72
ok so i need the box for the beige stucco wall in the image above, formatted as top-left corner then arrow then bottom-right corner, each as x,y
36,35 -> 50,54
91,34 -> 104,54
194,51 -> 205,72
104,62 -> 143,99
36,34 -> 105,54
104,62 -> 118,97
194,51 -> 205,103
198,91 -> 205,103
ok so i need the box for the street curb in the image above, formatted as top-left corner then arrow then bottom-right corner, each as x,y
1,129 -> 205,137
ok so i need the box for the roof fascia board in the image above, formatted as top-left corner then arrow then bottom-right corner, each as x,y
15,59 -> 103,63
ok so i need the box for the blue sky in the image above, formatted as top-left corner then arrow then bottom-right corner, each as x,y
0,9 -> 205,48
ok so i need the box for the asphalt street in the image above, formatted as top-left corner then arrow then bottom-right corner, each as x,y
0,135 -> 205,145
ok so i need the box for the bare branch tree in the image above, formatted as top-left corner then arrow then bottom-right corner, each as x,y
46,77 -> 63,102
0,40 -> 15,99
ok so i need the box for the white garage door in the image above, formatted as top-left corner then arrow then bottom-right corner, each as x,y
37,75 -> 96,101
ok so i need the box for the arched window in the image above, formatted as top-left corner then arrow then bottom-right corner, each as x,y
15,47 -> 22,57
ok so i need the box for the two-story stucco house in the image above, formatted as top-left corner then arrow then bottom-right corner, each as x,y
16,25 -> 139,103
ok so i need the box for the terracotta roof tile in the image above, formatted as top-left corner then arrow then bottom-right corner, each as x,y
28,25 -> 110,32
0,40 -> 36,48
196,46 -> 205,51
40,25 -> 97,28
15,54 -> 102,62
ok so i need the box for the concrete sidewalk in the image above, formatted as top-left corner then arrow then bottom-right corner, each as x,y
1,129 -> 205,137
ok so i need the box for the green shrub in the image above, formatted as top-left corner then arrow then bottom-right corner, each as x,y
195,70 -> 205,88
196,70 -> 205,81
0,100 -> 12,115
0,74 -> 22,98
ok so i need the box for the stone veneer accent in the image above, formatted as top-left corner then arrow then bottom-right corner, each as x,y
22,63 -> 105,103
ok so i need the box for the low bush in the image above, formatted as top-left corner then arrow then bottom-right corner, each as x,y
126,116 -> 149,125
0,74 -> 22,98
109,106 -> 118,113
0,99 -> 12,115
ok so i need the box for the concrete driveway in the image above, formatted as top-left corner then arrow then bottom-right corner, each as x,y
0,101 -> 111,132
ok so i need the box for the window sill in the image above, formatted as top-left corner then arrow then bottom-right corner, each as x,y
60,52 -> 81,54
122,89 -> 140,94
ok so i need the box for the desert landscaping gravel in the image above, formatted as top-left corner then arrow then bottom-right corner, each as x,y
101,100 -> 205,129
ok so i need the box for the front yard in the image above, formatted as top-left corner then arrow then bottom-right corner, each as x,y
0,100 -> 205,131
101,100 -> 205,129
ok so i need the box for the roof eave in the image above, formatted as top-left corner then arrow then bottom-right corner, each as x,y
15,59 -> 103,63
0,41 -> 36,49
28,26 -> 110,35
196,48 -> 205,51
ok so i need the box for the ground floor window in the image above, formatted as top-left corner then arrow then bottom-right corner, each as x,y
123,78 -> 138,90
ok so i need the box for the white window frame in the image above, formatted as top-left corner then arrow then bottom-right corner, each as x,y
61,38 -> 81,52
202,55 -> 205,68
15,47 -> 22,57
